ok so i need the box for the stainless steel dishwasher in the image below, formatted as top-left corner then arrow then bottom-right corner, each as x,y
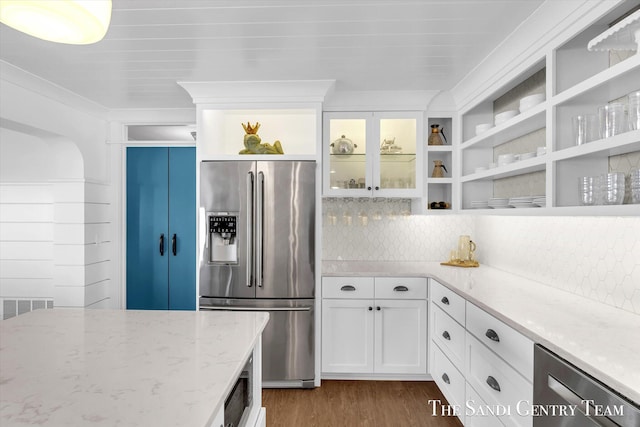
534,344 -> 640,426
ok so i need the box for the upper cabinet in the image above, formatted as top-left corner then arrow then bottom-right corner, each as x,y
323,111 -> 423,198
458,1 -> 640,216
178,80 -> 334,161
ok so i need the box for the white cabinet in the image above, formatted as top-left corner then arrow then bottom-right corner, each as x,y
321,276 -> 427,376
374,299 -> 427,374
458,2 -> 640,216
322,111 -> 424,198
322,298 -> 375,373
429,279 -> 534,427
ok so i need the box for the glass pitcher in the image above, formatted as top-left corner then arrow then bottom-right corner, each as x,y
428,124 -> 447,145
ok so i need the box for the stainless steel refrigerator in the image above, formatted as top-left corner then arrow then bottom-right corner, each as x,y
199,161 -> 315,387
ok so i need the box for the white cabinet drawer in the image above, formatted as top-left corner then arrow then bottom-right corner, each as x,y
431,343 -> 465,425
466,302 -> 533,381
430,279 -> 465,325
322,277 -> 374,299
374,277 -> 427,299
466,332 -> 532,427
465,382 -> 506,427
432,304 -> 465,368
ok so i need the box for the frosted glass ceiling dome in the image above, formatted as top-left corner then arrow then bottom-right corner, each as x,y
0,0 -> 111,45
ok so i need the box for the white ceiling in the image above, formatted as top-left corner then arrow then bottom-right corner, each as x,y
0,0 -> 545,110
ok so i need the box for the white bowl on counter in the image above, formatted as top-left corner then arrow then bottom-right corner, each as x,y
519,93 -> 545,112
475,123 -> 493,135
494,110 -> 519,126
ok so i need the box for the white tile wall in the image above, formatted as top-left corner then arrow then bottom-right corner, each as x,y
322,199 -> 475,261
323,200 -> 640,315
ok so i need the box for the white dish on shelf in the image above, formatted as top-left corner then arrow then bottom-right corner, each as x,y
519,152 -> 536,160
475,166 -> 487,173
497,153 -> 515,165
475,123 -> 493,135
536,147 -> 547,156
519,94 -> 545,112
494,110 -> 519,125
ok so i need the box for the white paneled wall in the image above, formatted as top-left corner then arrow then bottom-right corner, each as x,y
0,181 -> 112,319
0,183 -> 54,319
52,181 -> 111,309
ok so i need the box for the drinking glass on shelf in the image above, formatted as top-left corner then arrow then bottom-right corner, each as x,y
572,114 -> 598,145
578,176 -> 597,206
630,169 -> 640,204
598,103 -> 626,138
601,172 -> 625,205
628,90 -> 640,131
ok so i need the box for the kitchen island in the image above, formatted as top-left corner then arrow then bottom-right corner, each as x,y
0,309 -> 269,427
323,260 -> 640,406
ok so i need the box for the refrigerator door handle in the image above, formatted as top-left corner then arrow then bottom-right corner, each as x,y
246,171 -> 254,287
256,171 -> 264,288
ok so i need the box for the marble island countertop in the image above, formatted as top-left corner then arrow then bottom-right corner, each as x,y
323,260 -> 640,405
0,309 -> 269,427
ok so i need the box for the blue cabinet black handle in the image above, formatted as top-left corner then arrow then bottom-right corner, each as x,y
172,234 -> 177,256
159,234 -> 165,256
485,329 -> 500,342
341,285 -> 356,291
441,296 -> 449,305
393,285 -> 409,292
486,376 -> 501,392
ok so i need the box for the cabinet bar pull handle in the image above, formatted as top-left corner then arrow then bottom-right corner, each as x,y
159,234 -> 165,256
171,234 -> 177,256
486,376 -> 501,392
393,285 -> 409,292
442,331 -> 451,340
485,328 -> 500,342
340,285 -> 356,291
441,296 -> 449,305
442,373 -> 450,384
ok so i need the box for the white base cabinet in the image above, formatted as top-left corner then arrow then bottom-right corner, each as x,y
322,276 -> 427,377
429,278 -> 533,427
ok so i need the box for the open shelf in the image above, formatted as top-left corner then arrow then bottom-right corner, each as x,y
461,157 -> 546,182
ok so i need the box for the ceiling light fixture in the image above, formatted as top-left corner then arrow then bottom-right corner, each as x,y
0,0 -> 112,45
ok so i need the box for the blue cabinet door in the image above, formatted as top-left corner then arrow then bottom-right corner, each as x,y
126,147 -> 169,310
127,147 -> 196,310
168,147 -> 196,310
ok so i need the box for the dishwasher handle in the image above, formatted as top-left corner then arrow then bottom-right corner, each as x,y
548,375 -> 619,427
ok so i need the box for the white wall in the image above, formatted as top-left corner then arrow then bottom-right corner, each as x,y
0,65 -> 113,317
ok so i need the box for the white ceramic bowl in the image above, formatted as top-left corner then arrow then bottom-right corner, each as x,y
494,110 -> 518,125
519,93 -> 545,112
497,153 -> 515,165
475,123 -> 492,135
520,152 -> 536,160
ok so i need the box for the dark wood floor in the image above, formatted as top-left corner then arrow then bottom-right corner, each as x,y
262,380 -> 464,427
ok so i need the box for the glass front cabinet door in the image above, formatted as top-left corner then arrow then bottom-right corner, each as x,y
323,111 -> 423,197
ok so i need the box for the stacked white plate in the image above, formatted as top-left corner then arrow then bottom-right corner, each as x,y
488,197 -> 510,209
470,200 -> 489,209
532,196 -> 546,207
519,152 -> 536,161
519,94 -> 545,113
509,196 -> 536,208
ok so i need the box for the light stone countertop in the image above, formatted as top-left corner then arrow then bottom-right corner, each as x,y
0,309 -> 269,427
323,260 -> 640,405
